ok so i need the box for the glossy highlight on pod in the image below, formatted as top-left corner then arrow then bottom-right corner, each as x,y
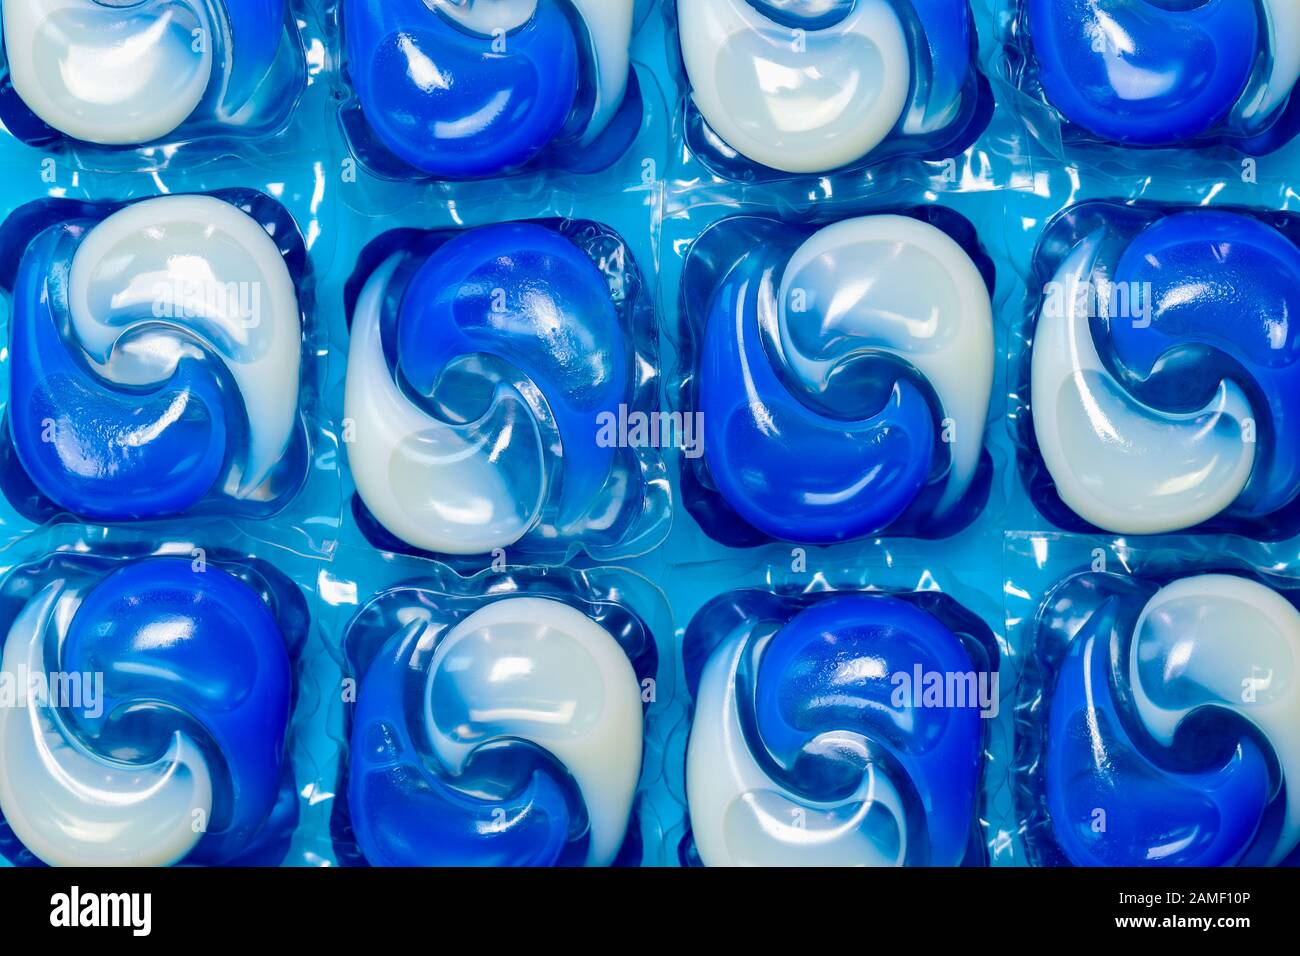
1024,0 -> 1300,150
344,220 -> 665,560
682,590 -> 996,867
342,0 -> 641,178
338,589 -> 656,867
0,552 -> 303,868
684,212 -> 994,546
1022,571 -> 1300,867
677,0 -> 987,175
0,191 -> 310,524
1028,204 -> 1300,537
0,0 -> 300,147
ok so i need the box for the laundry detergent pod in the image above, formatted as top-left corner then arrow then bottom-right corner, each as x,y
333,575 -> 661,867
1024,203 -> 1300,538
0,550 -> 305,867
675,0 -> 989,177
681,589 -> 997,867
343,219 -> 667,563
0,191 -> 313,526
1017,0 -> 1300,151
341,0 -> 642,179
0,0 -> 305,150
680,210 -> 995,546
1020,569 -> 1300,867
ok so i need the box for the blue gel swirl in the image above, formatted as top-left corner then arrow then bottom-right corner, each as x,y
754,596 -> 985,864
686,593 -> 988,866
399,223 -> 628,525
699,245 -> 935,543
221,0 -> 290,110
1044,598 -> 1270,867
60,559 -> 292,864
1027,0 -> 1261,145
906,0 -> 973,133
9,225 -> 230,520
1108,211 -> 1300,518
347,620 -> 574,867
746,1 -> 855,30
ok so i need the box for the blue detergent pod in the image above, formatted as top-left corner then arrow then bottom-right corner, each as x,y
0,191 -> 310,524
0,0 -> 296,147
687,212 -> 994,545
340,589 -> 656,867
344,220 -> 662,560
1029,206 -> 1300,536
342,0 -> 638,178
676,0 -> 984,175
1025,0 -> 1300,148
1026,571 -> 1300,867
0,553 -> 301,867
683,591 -> 995,866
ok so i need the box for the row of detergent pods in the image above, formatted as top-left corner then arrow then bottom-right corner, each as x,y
0,0 -> 1297,869
7,525 -> 1299,870
9,1 -> 1296,177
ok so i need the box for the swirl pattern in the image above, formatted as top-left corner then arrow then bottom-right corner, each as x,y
1,0 -> 288,145
343,0 -> 637,178
1033,573 -> 1300,867
699,214 -> 993,543
345,222 -> 637,556
685,593 -> 989,867
3,193 -> 304,522
678,0 -> 976,173
1031,209 -> 1300,534
346,595 -> 645,867
1027,0 -> 1300,146
0,556 -> 295,867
